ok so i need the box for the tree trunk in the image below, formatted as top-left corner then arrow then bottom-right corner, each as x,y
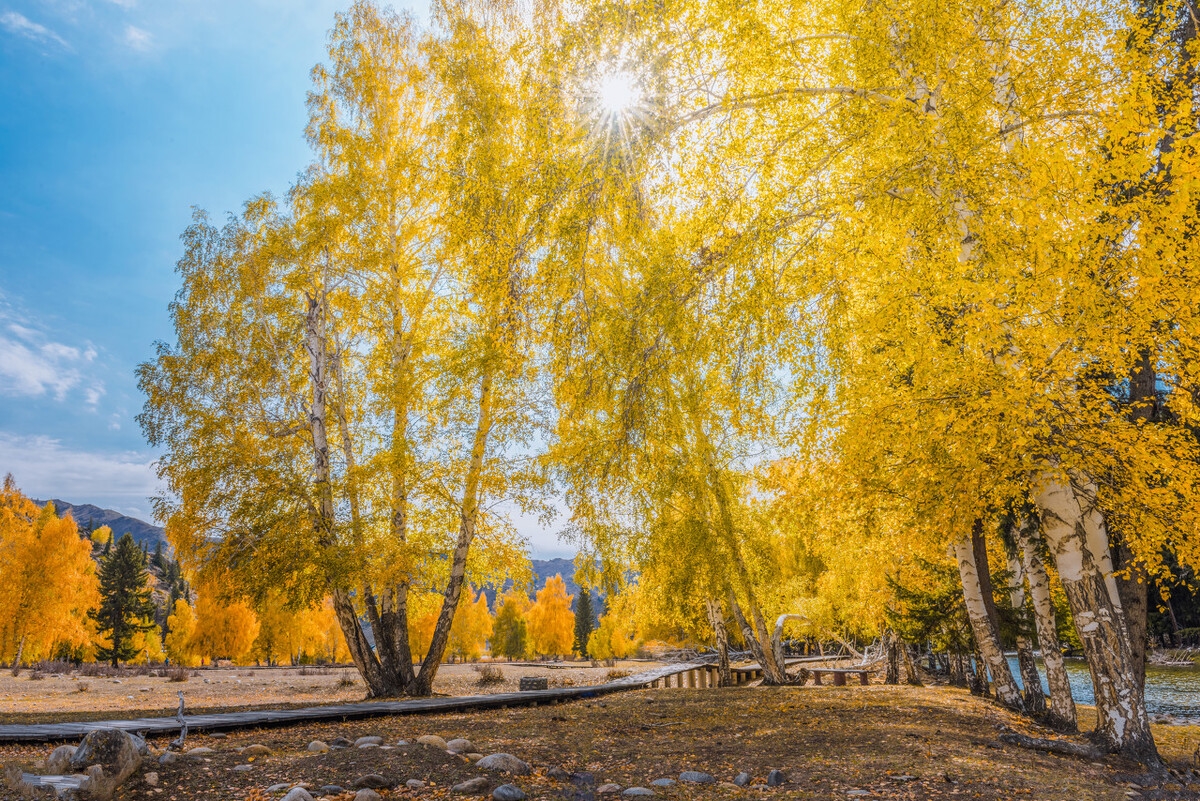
1004,538 -> 1047,715
1034,475 -> 1157,763
11,634 -> 25,676
305,284 -> 392,697
1017,521 -> 1077,730
885,632 -> 900,685
705,598 -> 732,687
901,641 -> 922,686
953,531 -> 1025,710
407,369 -> 494,696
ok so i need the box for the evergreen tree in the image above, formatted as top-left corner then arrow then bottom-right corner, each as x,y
91,532 -> 156,667
151,541 -> 165,572
573,590 -> 595,659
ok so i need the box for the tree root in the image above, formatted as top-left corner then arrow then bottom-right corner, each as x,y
997,730 -> 1102,760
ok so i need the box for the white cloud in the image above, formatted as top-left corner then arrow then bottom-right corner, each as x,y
108,413 -> 122,431
122,23 -> 150,50
107,0 -> 137,7
0,432 -> 163,519
0,297 -> 102,402
0,11 -> 71,49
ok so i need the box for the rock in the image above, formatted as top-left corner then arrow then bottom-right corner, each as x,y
158,751 -> 179,765
467,752 -> 484,762
767,770 -> 785,788
45,744 -> 76,773
453,777 -> 490,793
355,791 -> 383,801
679,772 -> 715,785
234,764 -> 255,772
396,739 -> 410,746
447,738 -> 474,753
493,784 -> 527,801
406,779 -> 427,790
210,732 -> 228,739
139,687 -> 151,692
282,789 -> 315,801
622,789 -> 654,797
308,740 -> 330,753
476,753 -> 532,775
331,737 -> 353,748
650,779 -> 675,788
597,784 -> 622,794
128,733 -> 150,756
572,772 -> 595,786
718,782 -> 742,791
355,735 -> 384,747
733,772 -> 752,787
144,772 -> 159,787
268,784 -> 292,793
318,786 -> 346,796
417,734 -> 449,749
359,743 -> 380,749
244,744 -> 273,756
548,767 -> 571,781
67,729 -> 143,799
353,774 -> 389,789
185,746 -> 215,755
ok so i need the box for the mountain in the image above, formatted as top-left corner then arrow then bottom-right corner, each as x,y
34,499 -> 168,552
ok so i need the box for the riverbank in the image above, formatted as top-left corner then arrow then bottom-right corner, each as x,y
6,684 -> 1200,800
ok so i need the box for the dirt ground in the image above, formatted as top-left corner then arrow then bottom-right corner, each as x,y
0,661 -> 658,725
6,683 -> 1200,801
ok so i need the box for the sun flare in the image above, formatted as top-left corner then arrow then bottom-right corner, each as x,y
597,70 -> 640,116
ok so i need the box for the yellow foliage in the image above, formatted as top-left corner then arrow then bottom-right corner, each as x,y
90,525 -> 112,546
588,593 -> 641,661
527,575 -> 574,658
449,588 -> 493,662
407,591 -> 443,662
191,589 -> 259,664
165,599 -> 200,667
0,477 -> 100,664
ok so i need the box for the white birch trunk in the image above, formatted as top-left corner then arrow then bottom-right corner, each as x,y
1034,475 -> 1156,761
1005,549 -> 1046,715
952,539 -> 1025,710
1018,524 -> 1077,731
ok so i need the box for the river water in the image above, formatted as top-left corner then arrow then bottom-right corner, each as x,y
1005,656 -> 1200,722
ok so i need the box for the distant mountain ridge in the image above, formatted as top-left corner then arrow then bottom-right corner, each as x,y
33,499 -> 168,552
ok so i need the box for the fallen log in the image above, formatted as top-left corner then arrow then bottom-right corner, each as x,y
997,730 -> 1102,760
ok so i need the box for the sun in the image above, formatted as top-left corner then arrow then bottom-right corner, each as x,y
596,70 -> 641,116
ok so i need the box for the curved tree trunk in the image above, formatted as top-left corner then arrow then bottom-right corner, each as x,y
1034,475 -> 1157,763
953,529 -> 1025,711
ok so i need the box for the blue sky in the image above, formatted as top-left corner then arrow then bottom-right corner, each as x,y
0,0 -> 590,556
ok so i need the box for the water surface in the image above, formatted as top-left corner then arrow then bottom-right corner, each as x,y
1006,656 -> 1200,722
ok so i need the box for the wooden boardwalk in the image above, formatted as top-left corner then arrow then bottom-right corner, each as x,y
1,656 -> 850,745
0,660 -> 713,744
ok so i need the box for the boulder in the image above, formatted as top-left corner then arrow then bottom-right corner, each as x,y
44,744 -> 76,774
572,772 -> 595,786
157,751 -> 179,766
308,740 -> 330,753
597,784 -> 622,794
355,791 -> 383,801
548,767 -> 571,782
244,744 -> 273,756
318,785 -> 346,796
679,772 -> 715,785
476,753 -> 531,775
417,735 -> 448,749
67,729 -> 143,800
453,777 -> 490,793
282,789 -> 315,801
447,738 -> 474,753
355,736 -> 384,747
467,753 -> 484,762
733,772 -> 752,787
406,779 -> 427,790
353,774 -> 389,789
184,746 -> 215,756
493,784 -> 526,801
650,779 -> 675,788
766,770 -> 785,787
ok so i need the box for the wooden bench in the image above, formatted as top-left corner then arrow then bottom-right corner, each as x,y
808,668 -> 870,686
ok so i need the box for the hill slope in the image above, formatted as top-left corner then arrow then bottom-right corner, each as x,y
33,499 -> 167,551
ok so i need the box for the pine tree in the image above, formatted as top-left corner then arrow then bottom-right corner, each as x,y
574,590 -> 594,659
91,532 -> 157,667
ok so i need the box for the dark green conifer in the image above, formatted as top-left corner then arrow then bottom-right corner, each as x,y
91,532 -> 156,667
574,590 -> 595,658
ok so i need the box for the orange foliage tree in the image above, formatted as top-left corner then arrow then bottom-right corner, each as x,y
0,476 -> 99,667
527,575 -> 574,658
449,589 -> 493,662
190,587 -> 259,664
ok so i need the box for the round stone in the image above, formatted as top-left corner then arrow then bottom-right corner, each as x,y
453,777 -> 490,793
281,789 -> 315,801
233,764 -> 254,772
353,774 -> 389,789
679,772 -> 715,785
493,784 -> 527,801
355,791 -> 383,801
597,784 -> 621,794
476,753 -> 532,775
733,772 -> 752,787
622,790 -> 654,797
406,779 -> 427,790
243,744 -> 272,756
417,734 -> 448,749
355,736 -> 384,747
307,741 -> 330,753
650,779 -> 675,788
447,738 -> 474,753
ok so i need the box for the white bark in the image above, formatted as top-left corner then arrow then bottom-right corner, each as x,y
953,539 -> 1025,710
1034,475 -> 1155,760
1018,527 -> 1077,730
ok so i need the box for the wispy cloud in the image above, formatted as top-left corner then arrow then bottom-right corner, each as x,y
122,23 -> 150,50
0,297 -> 100,402
0,11 -> 71,49
0,432 -> 162,520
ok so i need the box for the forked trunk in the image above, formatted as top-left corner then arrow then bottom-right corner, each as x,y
1017,521 -> 1077,730
953,531 -> 1024,710
406,370 -> 494,696
885,631 -> 900,685
1034,475 -> 1157,763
